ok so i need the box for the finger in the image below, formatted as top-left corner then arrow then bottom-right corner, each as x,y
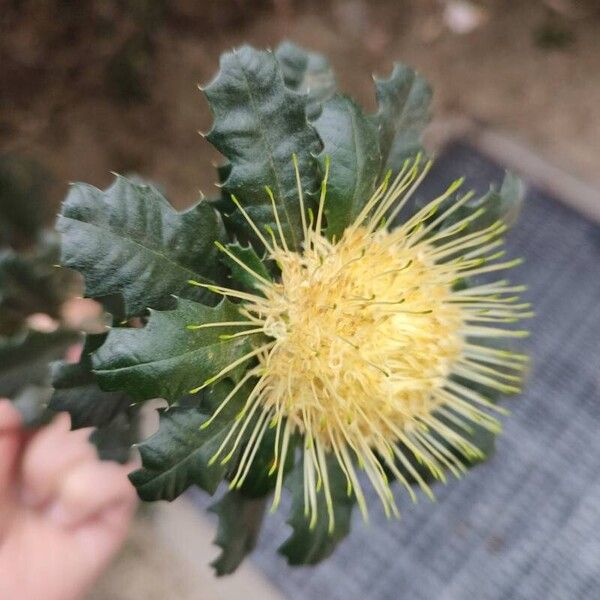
0,399 -> 21,431
44,461 -> 137,600
0,400 -> 23,507
47,460 -> 137,529
20,413 -> 96,508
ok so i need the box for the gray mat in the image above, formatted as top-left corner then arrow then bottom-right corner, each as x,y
245,143 -> 600,599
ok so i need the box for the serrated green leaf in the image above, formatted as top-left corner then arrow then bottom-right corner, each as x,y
50,334 -> 132,429
203,45 -> 321,251
93,297 -> 257,403
56,175 -> 226,317
313,95 -> 381,239
275,40 -> 336,118
220,241 -> 271,293
373,63 -> 432,173
129,380 -> 250,501
279,457 -> 355,566
210,490 -> 267,576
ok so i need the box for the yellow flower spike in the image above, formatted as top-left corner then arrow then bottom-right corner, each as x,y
199,160 -> 530,530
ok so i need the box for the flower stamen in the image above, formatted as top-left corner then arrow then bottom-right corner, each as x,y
195,157 -> 530,530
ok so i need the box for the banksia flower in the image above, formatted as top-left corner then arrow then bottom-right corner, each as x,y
189,156 -> 531,530
57,43 -> 532,571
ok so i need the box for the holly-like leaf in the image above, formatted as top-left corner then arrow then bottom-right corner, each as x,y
373,64 -> 432,173
93,298 -> 257,403
210,491 -> 267,576
129,380 -> 250,501
279,457 -> 355,565
313,95 -> 381,239
56,175 -> 226,317
203,45 -> 321,251
275,41 -> 336,118
50,334 -> 131,429
220,241 -> 271,293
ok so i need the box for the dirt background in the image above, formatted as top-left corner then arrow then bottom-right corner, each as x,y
2,0 -> 600,214
2,1 -> 599,598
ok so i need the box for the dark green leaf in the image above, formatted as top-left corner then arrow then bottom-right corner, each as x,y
220,241 -> 271,293
0,238 -> 77,336
93,298 -> 257,403
12,384 -> 54,428
206,164 -> 234,215
90,410 -> 138,464
203,45 -> 321,251
440,172 -> 525,237
56,175 -> 226,317
279,457 -> 355,565
0,329 -> 77,398
313,95 -> 381,239
393,410 -> 496,487
50,334 -> 132,429
485,172 -> 525,229
373,64 -> 432,173
210,491 -> 267,576
275,41 -> 336,118
129,380 -> 250,501
236,427 -> 296,499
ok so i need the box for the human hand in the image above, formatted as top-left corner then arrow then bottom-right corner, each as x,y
0,400 -> 137,600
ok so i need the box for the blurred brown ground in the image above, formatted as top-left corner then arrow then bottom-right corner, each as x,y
1,1 -> 599,598
2,0 -> 599,214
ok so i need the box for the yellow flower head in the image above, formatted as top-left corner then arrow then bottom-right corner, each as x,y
190,157 -> 531,531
